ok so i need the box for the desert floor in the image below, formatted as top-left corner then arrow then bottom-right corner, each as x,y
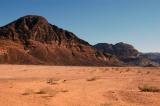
0,65 -> 159,106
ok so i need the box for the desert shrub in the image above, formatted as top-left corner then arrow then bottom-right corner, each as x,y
138,85 -> 160,92
100,103 -> 111,106
126,68 -> 130,72
22,88 -> 34,95
46,78 -> 66,85
60,89 -> 69,93
86,77 -> 97,81
36,87 -> 58,96
46,78 -> 56,85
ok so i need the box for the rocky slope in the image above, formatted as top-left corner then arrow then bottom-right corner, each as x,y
142,53 -> 160,64
94,43 -> 159,66
94,42 -> 139,59
0,15 -> 120,66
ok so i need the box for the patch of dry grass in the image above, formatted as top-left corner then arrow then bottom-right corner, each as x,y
36,87 -> 58,96
22,88 -> 34,95
146,71 -> 150,74
86,76 -> 98,81
46,78 -> 66,85
100,103 -> 111,106
60,89 -> 69,93
46,78 -> 58,85
138,84 -> 160,92
126,68 -> 130,72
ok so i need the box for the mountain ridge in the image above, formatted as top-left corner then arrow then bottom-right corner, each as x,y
0,15 -> 159,66
0,15 -> 120,66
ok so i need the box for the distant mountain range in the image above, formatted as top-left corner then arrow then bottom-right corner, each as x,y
0,15 -> 159,66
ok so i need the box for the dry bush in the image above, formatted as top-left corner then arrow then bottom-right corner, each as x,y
115,68 -> 119,71
138,85 -> 160,92
146,71 -> 150,74
101,68 -> 108,73
100,103 -> 111,106
60,89 -> 69,93
47,78 -> 66,85
86,76 -> 98,81
126,68 -> 130,72
22,88 -> 34,95
137,70 -> 141,74
46,78 -> 58,85
36,87 -> 58,96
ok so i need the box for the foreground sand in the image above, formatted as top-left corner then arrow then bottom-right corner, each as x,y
0,65 -> 159,106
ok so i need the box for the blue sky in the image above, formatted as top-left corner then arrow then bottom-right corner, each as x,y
0,0 -> 160,52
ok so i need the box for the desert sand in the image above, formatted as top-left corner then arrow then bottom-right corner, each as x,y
0,65 -> 159,106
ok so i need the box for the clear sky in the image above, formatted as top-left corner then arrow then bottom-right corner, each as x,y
0,0 -> 160,52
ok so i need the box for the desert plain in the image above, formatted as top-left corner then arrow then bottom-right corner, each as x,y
0,65 -> 159,106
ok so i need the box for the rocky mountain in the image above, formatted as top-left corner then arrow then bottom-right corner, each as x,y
94,43 -> 159,66
0,15 -> 120,66
94,42 -> 139,59
142,53 -> 160,64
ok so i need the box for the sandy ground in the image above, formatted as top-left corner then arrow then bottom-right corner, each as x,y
0,65 -> 159,106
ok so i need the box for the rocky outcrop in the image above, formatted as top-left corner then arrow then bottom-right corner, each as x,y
0,15 -> 120,66
94,42 -> 139,59
94,42 -> 159,66
141,53 -> 160,64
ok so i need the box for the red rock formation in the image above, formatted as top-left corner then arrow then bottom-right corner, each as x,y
0,15 -> 120,66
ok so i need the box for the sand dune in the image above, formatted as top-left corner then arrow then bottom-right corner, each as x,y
0,65 -> 159,106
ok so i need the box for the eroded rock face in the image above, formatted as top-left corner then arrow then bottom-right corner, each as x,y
94,43 -> 159,66
94,42 -> 139,59
0,15 -> 120,66
0,15 -> 89,46
141,53 -> 160,64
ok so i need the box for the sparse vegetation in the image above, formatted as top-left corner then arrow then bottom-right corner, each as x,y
138,84 -> 160,92
22,87 -> 68,96
22,88 -> 34,95
115,68 -> 119,71
46,78 -> 66,85
137,70 -> 141,74
46,78 -> 58,85
86,76 -> 98,81
100,103 -> 111,106
36,87 -> 58,96
146,71 -> 150,74
60,89 -> 69,93
119,71 -> 123,73
126,68 -> 130,72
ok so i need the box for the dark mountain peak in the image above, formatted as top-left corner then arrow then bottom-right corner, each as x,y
0,15 -> 89,46
0,15 -> 120,66
3,15 -> 49,30
20,15 -> 48,21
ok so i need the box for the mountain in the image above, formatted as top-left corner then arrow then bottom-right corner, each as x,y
94,42 -> 139,59
142,53 -> 160,64
0,15 -> 120,66
94,42 -> 159,66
